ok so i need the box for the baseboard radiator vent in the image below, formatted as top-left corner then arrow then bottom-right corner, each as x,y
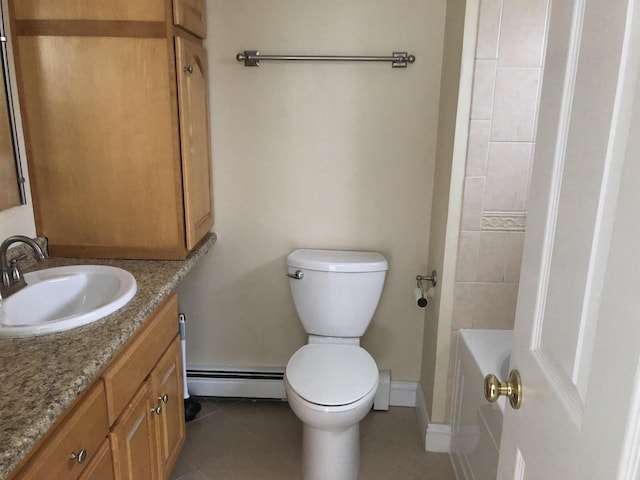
186,366 -> 417,409
186,367 -> 287,400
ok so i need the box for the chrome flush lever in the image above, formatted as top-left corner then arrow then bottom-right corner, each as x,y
287,270 -> 304,280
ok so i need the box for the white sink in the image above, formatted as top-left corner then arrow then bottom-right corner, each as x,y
0,265 -> 137,337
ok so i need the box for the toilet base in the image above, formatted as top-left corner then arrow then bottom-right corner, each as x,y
302,423 -> 359,480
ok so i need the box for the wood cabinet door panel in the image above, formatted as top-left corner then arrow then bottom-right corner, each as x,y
110,381 -> 158,480
175,36 -> 214,250
172,0 -> 206,38
152,336 -> 186,477
16,35 -> 185,256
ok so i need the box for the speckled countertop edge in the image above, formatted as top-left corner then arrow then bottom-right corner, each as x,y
0,233 -> 216,479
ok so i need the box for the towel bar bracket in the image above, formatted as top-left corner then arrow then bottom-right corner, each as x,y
238,50 -> 260,67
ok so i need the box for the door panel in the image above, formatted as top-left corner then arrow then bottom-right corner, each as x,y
498,0 -> 640,478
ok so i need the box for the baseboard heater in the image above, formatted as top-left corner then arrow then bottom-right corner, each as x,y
186,367 -> 395,410
186,367 -> 288,400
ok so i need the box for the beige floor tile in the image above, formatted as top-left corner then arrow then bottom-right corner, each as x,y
185,397 -> 223,425
360,408 -> 455,480
170,453 -> 198,479
171,398 -> 455,480
172,471 -> 209,480
188,474 -> 209,480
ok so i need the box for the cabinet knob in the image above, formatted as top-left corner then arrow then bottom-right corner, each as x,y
159,394 -> 169,404
151,405 -> 162,415
70,448 -> 87,464
183,65 -> 194,75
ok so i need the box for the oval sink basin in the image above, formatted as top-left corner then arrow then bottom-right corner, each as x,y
0,265 -> 137,337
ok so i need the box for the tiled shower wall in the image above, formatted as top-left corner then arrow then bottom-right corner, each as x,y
452,0 -> 548,332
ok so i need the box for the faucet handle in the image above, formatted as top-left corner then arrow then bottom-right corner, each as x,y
10,254 -> 27,264
9,255 -> 27,283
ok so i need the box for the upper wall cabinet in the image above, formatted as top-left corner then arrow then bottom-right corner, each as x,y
10,0 -> 213,259
173,0 -> 206,38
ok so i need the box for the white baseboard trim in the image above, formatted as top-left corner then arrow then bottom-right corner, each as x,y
415,384 -> 430,445
186,366 -> 418,407
425,423 -> 452,453
415,382 -> 452,453
389,381 -> 417,407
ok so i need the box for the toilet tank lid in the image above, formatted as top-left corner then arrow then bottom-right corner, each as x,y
287,249 -> 388,273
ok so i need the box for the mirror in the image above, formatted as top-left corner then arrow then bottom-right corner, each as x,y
0,3 -> 25,211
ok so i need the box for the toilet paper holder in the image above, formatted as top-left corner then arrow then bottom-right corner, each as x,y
416,271 -> 437,288
415,271 -> 437,308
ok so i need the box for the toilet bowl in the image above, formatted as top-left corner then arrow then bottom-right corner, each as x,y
284,249 -> 388,480
284,344 -> 379,480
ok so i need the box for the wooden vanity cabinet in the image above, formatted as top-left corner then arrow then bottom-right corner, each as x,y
107,341 -> 186,480
104,293 -> 185,479
10,0 -> 213,260
9,293 -> 186,480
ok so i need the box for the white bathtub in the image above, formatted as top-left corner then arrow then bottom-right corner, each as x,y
450,329 -> 512,480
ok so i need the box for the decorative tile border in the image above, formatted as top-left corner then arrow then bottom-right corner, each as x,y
482,211 -> 527,231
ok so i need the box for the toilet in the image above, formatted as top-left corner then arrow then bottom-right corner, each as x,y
283,248 -> 388,480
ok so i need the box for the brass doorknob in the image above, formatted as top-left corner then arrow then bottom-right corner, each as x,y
484,369 -> 522,409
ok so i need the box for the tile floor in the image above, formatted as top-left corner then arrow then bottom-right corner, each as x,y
170,397 -> 455,480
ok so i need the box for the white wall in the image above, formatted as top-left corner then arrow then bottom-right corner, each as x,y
0,204 -> 35,240
421,0 -> 471,423
177,0 -> 447,380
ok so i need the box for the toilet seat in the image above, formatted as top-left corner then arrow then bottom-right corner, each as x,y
286,344 -> 378,407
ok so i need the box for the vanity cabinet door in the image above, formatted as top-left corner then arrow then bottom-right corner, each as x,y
110,381 -> 159,480
151,336 -> 186,478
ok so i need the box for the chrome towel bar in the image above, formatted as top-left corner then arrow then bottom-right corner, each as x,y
236,50 -> 416,68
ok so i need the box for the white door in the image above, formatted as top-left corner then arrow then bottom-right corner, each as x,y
497,1 -> 640,478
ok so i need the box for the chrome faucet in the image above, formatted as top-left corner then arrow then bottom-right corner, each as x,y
0,235 -> 47,299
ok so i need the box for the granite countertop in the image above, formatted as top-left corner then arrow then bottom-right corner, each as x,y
0,233 -> 216,479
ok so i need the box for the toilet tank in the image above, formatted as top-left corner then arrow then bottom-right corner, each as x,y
287,249 -> 388,338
